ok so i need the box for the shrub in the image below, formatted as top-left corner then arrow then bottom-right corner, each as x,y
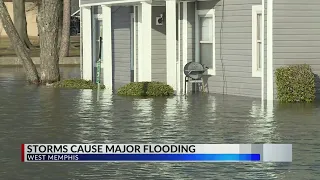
275,64 -> 315,102
52,79 -> 105,89
117,81 -> 174,97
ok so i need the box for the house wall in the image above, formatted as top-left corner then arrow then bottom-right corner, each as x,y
195,0 -> 262,98
134,5 -> 176,84
0,2 -> 38,37
185,2 -> 196,92
111,6 -> 133,89
151,6 -> 167,82
273,0 -> 320,99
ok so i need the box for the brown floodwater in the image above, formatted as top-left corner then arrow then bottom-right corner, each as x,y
0,65 -> 319,179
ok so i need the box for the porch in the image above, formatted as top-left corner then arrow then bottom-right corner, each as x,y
80,0 -> 266,99
80,0 -> 201,93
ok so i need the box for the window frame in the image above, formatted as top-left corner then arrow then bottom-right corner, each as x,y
196,8 -> 216,75
252,5 -> 263,77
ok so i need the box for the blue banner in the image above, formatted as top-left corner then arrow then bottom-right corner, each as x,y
25,154 -> 260,162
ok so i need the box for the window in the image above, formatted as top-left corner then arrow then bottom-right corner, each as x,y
252,5 -> 263,77
196,9 -> 215,75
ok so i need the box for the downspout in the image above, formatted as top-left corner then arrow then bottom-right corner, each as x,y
80,7 -> 83,79
261,0 -> 265,101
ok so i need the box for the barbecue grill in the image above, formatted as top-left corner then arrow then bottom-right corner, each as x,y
184,62 -> 208,94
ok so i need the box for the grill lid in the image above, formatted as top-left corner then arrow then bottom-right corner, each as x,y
184,62 -> 207,80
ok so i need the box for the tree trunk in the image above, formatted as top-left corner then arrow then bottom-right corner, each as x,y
0,0 -> 39,83
37,0 -> 62,84
57,2 -> 63,55
13,0 -> 32,49
59,0 -> 70,58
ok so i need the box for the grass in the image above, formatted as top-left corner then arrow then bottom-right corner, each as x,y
0,36 -> 80,57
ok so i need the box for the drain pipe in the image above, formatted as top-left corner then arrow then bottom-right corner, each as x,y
80,7 -> 83,79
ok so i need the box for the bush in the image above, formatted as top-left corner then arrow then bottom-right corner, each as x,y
52,79 -> 105,89
117,81 -> 174,97
275,64 -> 315,102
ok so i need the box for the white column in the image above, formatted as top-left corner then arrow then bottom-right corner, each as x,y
102,5 -> 113,90
139,2 -> 152,81
261,0 -> 265,101
267,0 -> 274,101
166,0 -> 177,90
82,7 -> 93,81
177,2 -> 181,94
133,6 -> 138,82
137,5 -> 143,81
182,2 -> 188,94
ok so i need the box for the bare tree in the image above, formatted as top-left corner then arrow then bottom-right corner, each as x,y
59,0 -> 70,58
0,21 -> 2,36
57,1 -> 63,54
13,0 -> 32,48
0,0 -> 63,84
0,0 -> 39,83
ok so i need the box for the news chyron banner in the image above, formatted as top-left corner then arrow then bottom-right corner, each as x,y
21,144 -> 292,162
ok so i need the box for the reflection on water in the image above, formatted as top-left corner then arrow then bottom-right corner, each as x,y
0,66 -> 320,179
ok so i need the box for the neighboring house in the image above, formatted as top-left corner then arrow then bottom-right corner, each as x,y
79,0 -> 320,101
0,0 -> 37,36
0,0 -> 80,37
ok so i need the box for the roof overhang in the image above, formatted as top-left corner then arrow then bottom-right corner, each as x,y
79,0 -> 202,7
79,0 -> 151,7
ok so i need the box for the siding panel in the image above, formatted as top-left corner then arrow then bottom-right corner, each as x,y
196,0 -> 262,98
264,0 -> 267,99
186,2 -> 195,92
112,6 -> 132,89
273,0 -> 320,98
152,6 -> 167,82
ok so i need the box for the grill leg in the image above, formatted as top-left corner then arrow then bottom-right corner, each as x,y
201,79 -> 204,92
184,76 -> 187,95
202,79 -> 209,93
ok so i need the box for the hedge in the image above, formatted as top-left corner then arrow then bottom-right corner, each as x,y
52,79 -> 105,89
117,81 -> 174,97
275,64 -> 315,102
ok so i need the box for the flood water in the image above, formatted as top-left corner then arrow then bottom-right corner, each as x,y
0,66 -> 319,180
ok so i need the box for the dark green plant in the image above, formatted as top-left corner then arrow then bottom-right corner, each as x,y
117,81 -> 174,97
275,64 -> 315,102
52,79 -> 105,89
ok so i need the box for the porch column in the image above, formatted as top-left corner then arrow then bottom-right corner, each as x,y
82,7 -> 93,81
102,5 -> 113,90
138,2 -> 152,81
182,2 -> 188,94
166,0 -> 177,90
